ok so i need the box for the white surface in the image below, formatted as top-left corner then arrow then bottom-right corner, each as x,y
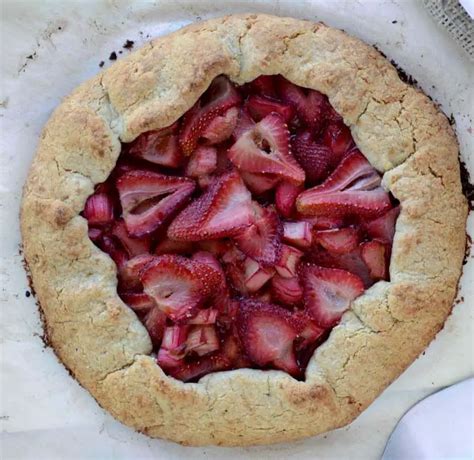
382,378 -> 474,460
0,1 -> 473,459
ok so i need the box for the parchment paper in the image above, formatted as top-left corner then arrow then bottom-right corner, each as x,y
1,1 -> 472,459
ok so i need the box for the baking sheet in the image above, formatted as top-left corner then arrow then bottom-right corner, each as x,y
1,1 -> 473,459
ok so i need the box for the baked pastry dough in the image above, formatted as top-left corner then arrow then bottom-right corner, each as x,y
21,14 -> 467,446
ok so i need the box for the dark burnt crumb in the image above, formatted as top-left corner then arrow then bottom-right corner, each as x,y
459,158 -> 474,211
58,26 -> 62,30
123,39 -> 134,50
26,54 -> 34,60
109,51 -> 117,61
463,234 -> 472,265
119,50 -> 122,54
25,290 -> 31,298
99,61 -> 104,68
392,20 -> 398,24
449,113 -> 456,125
390,59 -> 419,86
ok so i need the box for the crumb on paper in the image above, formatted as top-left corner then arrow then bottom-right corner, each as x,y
109,51 -> 117,61
123,39 -> 134,50
99,61 -> 104,68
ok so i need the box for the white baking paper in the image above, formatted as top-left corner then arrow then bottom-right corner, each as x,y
1,1 -> 473,459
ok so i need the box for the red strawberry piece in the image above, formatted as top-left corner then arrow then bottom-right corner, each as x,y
307,215 -> 345,230
243,257 -> 275,293
186,325 -> 220,357
98,235 -> 129,270
232,108 -> 256,139
128,123 -> 182,168
276,77 -> 328,132
192,250 -> 229,304
157,348 -> 185,370
221,246 -> 248,294
154,237 -> 194,256
118,253 -> 155,291
236,299 -> 301,376
234,204 -> 282,266
198,239 -> 232,257
365,206 -> 400,245
220,328 -> 252,368
271,275 -> 303,306
119,291 -> 156,313
240,171 -> 280,194
201,107 -> 239,145
83,191 -> 114,226
292,131 -> 334,184
168,171 -> 253,241
111,219 -> 151,257
246,75 -> 278,98
300,264 -> 364,328
294,311 -> 325,350
282,221 -> 312,248
164,353 -> 231,383
246,95 -> 295,123
275,181 -> 303,218
185,146 -> 217,177
275,244 -> 303,278
314,227 -> 360,255
188,308 -> 218,325
228,113 -> 305,185
144,306 -> 167,347
252,287 -> 273,304
88,227 -> 103,242
322,121 -> 354,159
179,76 -> 241,155
296,151 -> 391,219
117,170 -> 195,238
192,250 -> 222,273
360,240 -> 388,280
141,255 -> 221,322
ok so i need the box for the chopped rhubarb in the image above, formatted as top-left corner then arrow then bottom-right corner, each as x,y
275,244 -> 303,278
271,275 -> 303,305
243,257 -> 275,293
282,221 -> 312,248
186,325 -> 220,356
360,240 -> 388,280
313,227 -> 360,255
83,192 -> 114,225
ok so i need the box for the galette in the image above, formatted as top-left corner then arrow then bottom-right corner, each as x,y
21,14 -> 467,446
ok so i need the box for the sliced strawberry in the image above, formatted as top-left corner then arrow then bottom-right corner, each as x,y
232,108 -> 256,139
294,312 -> 325,350
111,220 -> 151,257
246,75 -> 278,98
361,240 -> 388,280
220,327 -> 252,368
188,308 -> 218,325
185,146 -> 217,177
117,170 -> 195,238
282,221 -> 312,248
300,264 -> 364,328
228,113 -> 305,185
276,77 -> 328,132
234,204 -> 282,266
307,215 -> 345,230
221,246 -> 248,294
141,255 -> 221,322
198,239 -> 232,257
236,299 -> 301,376
365,206 -> 400,245
271,275 -> 303,306
164,353 -> 231,382
128,123 -> 182,168
246,95 -> 294,123
292,131 -> 334,184
168,171 -> 253,241
252,287 -> 273,304
201,107 -> 239,145
118,253 -> 155,291
157,348 -> 185,370
179,76 -> 241,155
322,121 -> 354,159
275,244 -> 303,278
144,306 -> 167,347
192,250 -> 229,305
243,257 -> 275,293
240,171 -> 280,194
186,325 -> 220,357
83,192 -> 114,226
275,181 -> 302,218
119,291 -> 156,313
88,227 -> 103,242
296,151 -> 391,219
314,227 -> 360,255
154,237 -> 194,256
98,235 -> 129,270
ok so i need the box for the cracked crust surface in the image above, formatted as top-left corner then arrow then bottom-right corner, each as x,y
20,14 -> 467,446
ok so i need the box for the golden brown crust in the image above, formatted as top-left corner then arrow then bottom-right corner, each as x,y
20,14 -> 467,446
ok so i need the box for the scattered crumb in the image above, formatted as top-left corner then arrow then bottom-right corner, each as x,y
109,51 -> 117,61
25,290 -> 31,298
449,113 -> 456,125
99,61 -> 104,68
123,39 -> 134,50
392,20 -> 398,24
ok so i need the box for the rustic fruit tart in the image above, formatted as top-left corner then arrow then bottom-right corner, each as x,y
21,14 -> 467,446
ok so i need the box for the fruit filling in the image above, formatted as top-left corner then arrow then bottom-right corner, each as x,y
83,75 -> 399,382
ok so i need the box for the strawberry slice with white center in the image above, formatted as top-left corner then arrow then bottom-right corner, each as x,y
365,206 -> 400,245
228,113 -> 305,185
98,235 -> 129,270
168,171 -> 253,241
246,95 -> 295,123
236,299 -> 301,376
233,204 -> 282,266
83,191 -> 114,226
245,75 -> 278,98
154,237 -> 194,256
128,123 -> 182,168
144,306 -> 168,347
282,221 -> 312,248
111,219 -> 151,257
117,170 -> 195,238
232,108 -> 256,139
118,253 -> 155,291
322,121 -> 354,158
201,106 -> 239,145
276,77 -> 328,132
240,172 -> 280,194
296,150 -> 391,219
275,244 -> 303,278
313,227 -> 360,255
141,255 -> 221,322
300,264 -> 364,328
271,275 -> 303,305
179,76 -> 241,155
361,240 -> 388,280
292,131 -> 335,184
185,146 -> 217,178
275,181 -> 303,218
119,291 -> 156,314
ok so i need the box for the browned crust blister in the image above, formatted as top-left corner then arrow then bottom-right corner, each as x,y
20,14 -> 467,446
